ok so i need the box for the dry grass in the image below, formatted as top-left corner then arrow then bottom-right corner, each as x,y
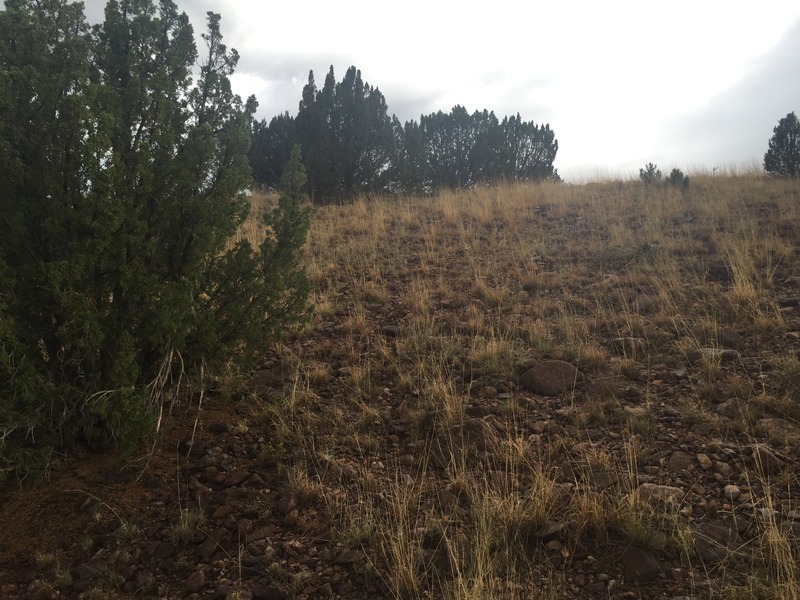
252,174 -> 800,599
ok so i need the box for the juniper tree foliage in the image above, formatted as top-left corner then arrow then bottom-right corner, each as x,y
417,107 -> 560,190
764,111 -> 800,179
293,66 -> 395,202
0,0 -> 309,461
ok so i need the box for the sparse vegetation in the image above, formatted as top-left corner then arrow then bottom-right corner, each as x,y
639,162 -> 662,185
5,173 -> 797,599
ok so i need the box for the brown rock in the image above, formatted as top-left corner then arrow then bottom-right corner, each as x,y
666,450 -> 695,473
638,483 -> 683,506
621,546 -> 662,584
186,569 -> 205,593
249,365 -> 291,393
212,504 -> 234,520
696,453 -> 713,470
693,522 -> 739,564
519,360 -> 581,395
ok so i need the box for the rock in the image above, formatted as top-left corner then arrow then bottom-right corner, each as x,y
382,325 -> 399,337
212,504 -> 234,520
637,483 -> 684,506
621,363 -> 642,381
634,295 -> 657,314
244,473 -> 266,488
778,296 -> 799,308
153,542 -> 175,560
693,522 -> 739,564
625,406 -> 650,418
539,521 -> 567,542
716,397 -> 753,419
589,471 -> 618,490
621,546 -> 662,584
666,450 -> 695,473
712,461 -> 733,477
696,453 -> 713,470
752,445 -> 784,475
688,348 -> 740,365
706,260 -> 732,283
718,329 -> 744,349
527,420 -> 549,434
278,495 -> 297,514
519,360 -> 581,395
476,385 -> 498,399
186,569 -> 205,593
249,365 -> 291,394
723,484 -> 741,501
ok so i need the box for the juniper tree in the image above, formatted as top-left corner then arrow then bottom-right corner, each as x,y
764,112 -> 800,178
0,1 -> 309,460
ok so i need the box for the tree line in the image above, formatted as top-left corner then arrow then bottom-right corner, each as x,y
249,66 -> 560,203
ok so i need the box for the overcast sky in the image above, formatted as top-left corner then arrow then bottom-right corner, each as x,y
73,1 -> 800,180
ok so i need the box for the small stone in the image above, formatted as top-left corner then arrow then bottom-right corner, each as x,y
666,450 -> 695,473
527,420 -> 549,434
545,539 -> 563,552
621,546 -> 662,584
186,569 -> 205,593
712,460 -> 732,477
317,583 -> 334,597
638,483 -> 684,506
717,397 -> 752,419
696,453 -> 713,470
477,385 -> 498,399
723,484 -> 741,501
212,504 -> 234,520
518,360 -> 581,395
278,495 -> 297,514
621,363 -> 642,381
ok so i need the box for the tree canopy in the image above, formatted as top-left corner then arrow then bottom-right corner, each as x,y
764,111 -> 800,179
0,0 -> 310,466
249,68 -> 560,201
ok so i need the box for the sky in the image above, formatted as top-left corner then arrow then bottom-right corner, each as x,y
72,1 -> 800,180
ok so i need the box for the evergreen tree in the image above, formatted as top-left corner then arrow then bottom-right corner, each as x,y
0,1 -> 309,461
249,112 -> 296,189
295,66 -> 395,202
764,111 -> 800,178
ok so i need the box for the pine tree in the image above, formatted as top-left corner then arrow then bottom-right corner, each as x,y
764,112 -> 800,178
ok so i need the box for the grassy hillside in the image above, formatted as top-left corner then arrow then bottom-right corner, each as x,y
260,175 -> 800,599
2,175 -> 798,599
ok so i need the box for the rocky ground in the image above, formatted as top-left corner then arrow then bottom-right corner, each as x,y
1,179 -> 799,599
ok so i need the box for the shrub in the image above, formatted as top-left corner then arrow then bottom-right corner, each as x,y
0,2 -> 309,465
666,168 -> 690,190
639,163 -> 662,185
764,111 -> 800,178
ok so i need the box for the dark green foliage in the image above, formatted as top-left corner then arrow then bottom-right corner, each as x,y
639,163 -> 662,185
294,66 -> 395,203
666,168 -> 689,190
248,68 -> 559,199
416,107 -> 560,191
764,112 -> 800,178
249,112 -> 296,189
0,1 -> 309,464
